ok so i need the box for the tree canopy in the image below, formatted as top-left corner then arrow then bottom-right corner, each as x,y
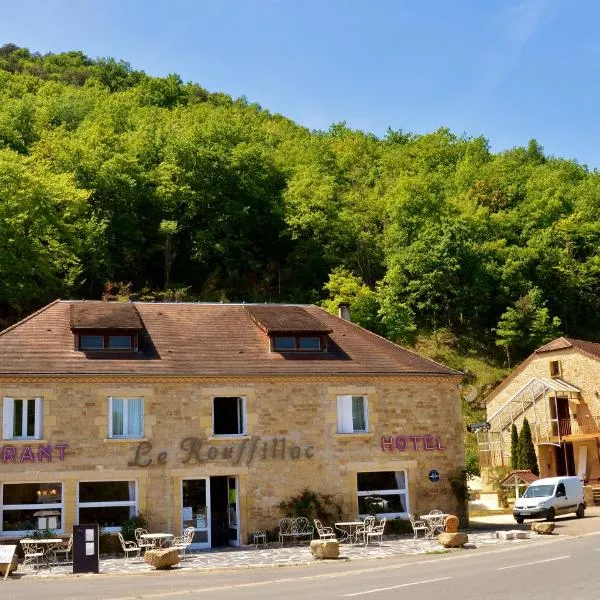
2,44 -> 599,370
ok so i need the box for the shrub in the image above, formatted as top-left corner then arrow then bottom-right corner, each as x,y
278,488 -> 342,524
120,513 -> 148,541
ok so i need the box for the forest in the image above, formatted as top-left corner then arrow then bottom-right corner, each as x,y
1,43 -> 600,394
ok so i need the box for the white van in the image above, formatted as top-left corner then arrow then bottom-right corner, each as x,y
513,476 -> 585,524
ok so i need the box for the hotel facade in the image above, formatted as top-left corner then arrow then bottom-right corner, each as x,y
0,300 -> 463,548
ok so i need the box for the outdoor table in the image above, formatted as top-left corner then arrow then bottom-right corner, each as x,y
140,533 -> 174,549
35,538 -> 65,566
334,521 -> 363,545
419,514 -> 449,538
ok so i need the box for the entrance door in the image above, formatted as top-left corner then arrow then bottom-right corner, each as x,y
182,478 -> 211,549
555,442 -> 576,476
227,477 -> 240,547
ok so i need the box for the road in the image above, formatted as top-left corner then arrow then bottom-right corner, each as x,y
4,532 -> 600,600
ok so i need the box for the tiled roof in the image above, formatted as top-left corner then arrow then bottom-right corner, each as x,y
536,337 -> 600,361
246,305 -> 332,334
70,302 -> 143,330
499,470 -> 539,486
0,301 -> 460,378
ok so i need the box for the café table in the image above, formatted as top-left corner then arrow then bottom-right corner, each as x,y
140,533 -> 174,549
334,521 -> 364,545
419,513 -> 449,538
35,538 -> 65,567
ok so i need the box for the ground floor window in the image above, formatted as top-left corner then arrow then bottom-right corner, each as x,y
77,480 -> 137,531
1,482 -> 63,535
357,471 -> 408,518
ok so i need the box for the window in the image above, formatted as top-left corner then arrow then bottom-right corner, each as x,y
1,482 -> 63,535
77,481 -> 137,531
549,360 -> 561,377
337,395 -> 368,433
213,397 -> 246,436
357,471 -> 408,518
2,397 -> 43,440
272,335 -> 324,351
80,334 -> 134,351
108,397 -> 144,438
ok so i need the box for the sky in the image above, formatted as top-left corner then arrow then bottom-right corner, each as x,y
1,0 -> 599,167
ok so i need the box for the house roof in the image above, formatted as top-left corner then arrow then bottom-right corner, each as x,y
499,470 -> 539,487
70,302 -> 143,330
0,300 -> 461,378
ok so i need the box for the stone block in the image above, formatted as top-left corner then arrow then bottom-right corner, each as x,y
495,531 -> 515,540
144,548 -> 180,569
310,539 -> 340,559
531,522 -> 555,535
444,515 -> 459,533
437,532 -> 468,548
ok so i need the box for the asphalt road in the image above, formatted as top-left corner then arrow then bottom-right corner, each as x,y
4,532 -> 600,600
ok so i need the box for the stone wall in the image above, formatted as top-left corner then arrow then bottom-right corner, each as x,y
0,374 -> 463,543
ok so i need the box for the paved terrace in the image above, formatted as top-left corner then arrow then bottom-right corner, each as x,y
13,506 -> 600,579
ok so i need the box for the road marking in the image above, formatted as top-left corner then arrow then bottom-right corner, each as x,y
497,555 -> 570,570
342,577 -> 453,597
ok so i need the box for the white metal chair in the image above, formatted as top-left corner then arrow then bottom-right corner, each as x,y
365,517 -> 386,546
134,528 -> 154,553
425,511 -> 445,537
354,516 -> 375,545
20,539 -> 44,569
52,534 -> 73,563
314,519 -> 336,540
172,526 -> 195,559
408,513 -> 428,539
118,532 -> 141,559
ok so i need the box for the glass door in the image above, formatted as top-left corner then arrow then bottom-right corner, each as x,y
182,478 -> 211,549
227,476 -> 240,547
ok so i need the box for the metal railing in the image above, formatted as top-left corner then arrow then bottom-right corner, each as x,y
556,415 -> 600,437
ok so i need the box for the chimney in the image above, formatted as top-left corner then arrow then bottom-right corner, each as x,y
338,302 -> 351,322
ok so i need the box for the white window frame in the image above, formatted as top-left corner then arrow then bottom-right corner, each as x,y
357,470 -> 409,519
2,396 -> 43,440
337,395 -> 368,433
0,481 -> 64,537
108,397 -> 144,438
212,396 -> 247,436
76,480 -> 138,533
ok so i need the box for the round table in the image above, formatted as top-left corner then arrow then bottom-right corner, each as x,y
140,533 -> 174,549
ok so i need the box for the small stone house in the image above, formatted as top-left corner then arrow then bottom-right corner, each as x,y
0,300 -> 463,548
481,337 -> 600,504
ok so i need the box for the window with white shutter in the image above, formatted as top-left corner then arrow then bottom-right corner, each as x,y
2,397 -> 43,440
337,395 -> 368,433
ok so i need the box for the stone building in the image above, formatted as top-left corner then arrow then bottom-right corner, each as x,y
0,300 -> 463,548
481,337 -> 600,503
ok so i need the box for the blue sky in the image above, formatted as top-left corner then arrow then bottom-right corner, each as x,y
1,0 -> 599,167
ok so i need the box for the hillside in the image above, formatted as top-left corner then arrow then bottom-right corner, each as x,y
1,44 -> 598,387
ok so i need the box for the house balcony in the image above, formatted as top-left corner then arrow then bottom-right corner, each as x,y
552,415 -> 600,439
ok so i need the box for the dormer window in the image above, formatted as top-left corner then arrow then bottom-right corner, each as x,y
80,333 -> 134,351
272,335 -> 324,352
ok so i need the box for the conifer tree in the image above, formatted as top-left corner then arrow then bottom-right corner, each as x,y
517,418 -> 539,475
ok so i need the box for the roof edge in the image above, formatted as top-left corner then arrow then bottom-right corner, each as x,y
0,299 -> 62,338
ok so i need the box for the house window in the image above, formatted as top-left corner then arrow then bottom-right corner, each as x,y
549,360 -> 561,377
2,397 -> 43,440
1,482 -> 63,535
337,395 -> 368,433
108,397 -> 144,438
213,397 -> 246,436
272,335 -> 324,351
357,471 -> 408,518
77,481 -> 137,531
80,334 -> 134,351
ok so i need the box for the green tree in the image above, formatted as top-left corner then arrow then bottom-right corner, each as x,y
510,424 -> 519,470
517,418 -> 539,475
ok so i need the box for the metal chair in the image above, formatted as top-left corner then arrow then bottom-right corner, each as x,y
20,539 -> 44,570
134,528 -> 154,553
354,516 -> 375,545
408,513 -> 428,539
52,534 -> 73,563
172,526 -> 195,559
314,519 -> 336,539
365,517 -> 386,546
118,532 -> 141,559
425,511 -> 445,537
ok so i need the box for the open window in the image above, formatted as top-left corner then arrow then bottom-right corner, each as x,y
213,397 -> 246,436
337,395 -> 368,433
549,360 -> 561,378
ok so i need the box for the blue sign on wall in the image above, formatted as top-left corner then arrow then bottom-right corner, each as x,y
428,469 -> 440,482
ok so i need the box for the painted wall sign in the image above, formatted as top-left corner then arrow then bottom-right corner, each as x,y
128,435 -> 314,468
1,444 -> 68,464
428,469 -> 440,482
380,435 -> 446,452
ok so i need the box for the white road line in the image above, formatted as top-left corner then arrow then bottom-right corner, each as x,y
342,576 -> 453,597
496,555 -> 570,570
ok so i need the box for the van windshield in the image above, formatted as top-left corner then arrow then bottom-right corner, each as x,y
524,484 -> 555,498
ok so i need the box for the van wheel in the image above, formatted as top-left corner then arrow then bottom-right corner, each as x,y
546,508 -> 555,522
515,517 -> 524,524
576,504 -> 585,518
